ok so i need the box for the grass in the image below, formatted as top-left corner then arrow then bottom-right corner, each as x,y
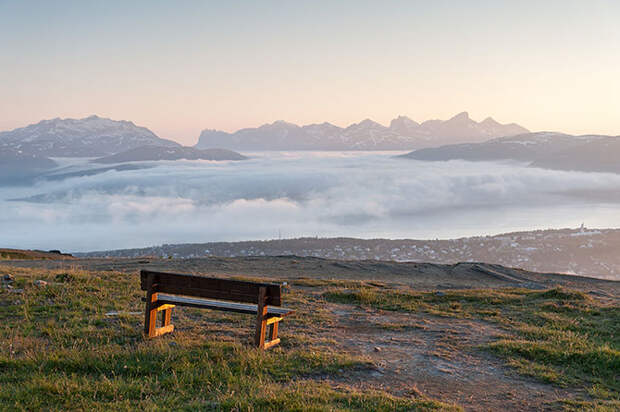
324,286 -> 620,409
0,249 -> 71,260
0,265 -> 456,411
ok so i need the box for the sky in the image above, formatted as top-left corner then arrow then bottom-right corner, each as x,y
1,0 -> 619,146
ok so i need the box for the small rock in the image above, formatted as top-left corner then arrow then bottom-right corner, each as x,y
3,274 -> 14,283
34,280 -> 48,287
374,346 -> 381,352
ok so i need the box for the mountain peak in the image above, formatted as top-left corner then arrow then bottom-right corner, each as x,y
268,120 -> 299,128
481,117 -> 500,126
391,115 -> 417,125
449,112 -> 470,122
358,118 -> 383,127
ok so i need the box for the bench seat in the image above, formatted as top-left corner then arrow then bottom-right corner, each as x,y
150,294 -> 294,317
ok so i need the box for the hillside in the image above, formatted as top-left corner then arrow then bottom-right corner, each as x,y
0,148 -> 58,184
195,112 -> 528,151
0,248 -> 74,260
79,228 -> 620,280
92,145 -> 248,163
0,257 -> 617,410
401,132 -> 620,174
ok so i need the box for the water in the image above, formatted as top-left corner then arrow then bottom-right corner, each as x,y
3,151 -> 620,252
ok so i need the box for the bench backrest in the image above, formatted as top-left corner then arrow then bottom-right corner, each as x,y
140,269 -> 282,306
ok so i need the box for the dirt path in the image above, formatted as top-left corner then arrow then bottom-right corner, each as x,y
314,303 -> 576,411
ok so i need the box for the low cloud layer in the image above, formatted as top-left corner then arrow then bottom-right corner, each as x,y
4,152 -> 620,252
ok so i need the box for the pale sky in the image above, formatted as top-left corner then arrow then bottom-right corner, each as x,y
1,0 -> 619,145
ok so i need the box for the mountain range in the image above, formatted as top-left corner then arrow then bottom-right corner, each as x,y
195,112 -> 529,151
401,132 -> 620,174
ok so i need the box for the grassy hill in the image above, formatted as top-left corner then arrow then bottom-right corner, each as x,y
0,261 -> 617,411
0,248 -> 74,261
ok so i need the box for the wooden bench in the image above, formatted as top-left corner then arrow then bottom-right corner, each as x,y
140,269 -> 294,349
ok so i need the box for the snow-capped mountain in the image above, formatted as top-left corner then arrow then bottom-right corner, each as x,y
0,115 -> 180,157
401,132 -> 620,174
195,112 -> 529,150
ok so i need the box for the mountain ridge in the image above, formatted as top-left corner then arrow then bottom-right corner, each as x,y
0,115 -> 180,157
400,131 -> 620,174
195,112 -> 529,150
92,145 -> 248,163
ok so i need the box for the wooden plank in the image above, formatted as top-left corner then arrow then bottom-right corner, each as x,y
140,270 -> 282,306
263,338 -> 281,349
155,294 -> 294,316
152,285 -> 270,305
266,316 -> 282,325
153,324 -> 174,337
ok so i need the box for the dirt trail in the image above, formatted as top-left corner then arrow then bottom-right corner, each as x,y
320,303 -> 575,411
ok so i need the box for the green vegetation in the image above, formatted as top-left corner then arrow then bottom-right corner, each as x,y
0,249 -> 70,260
0,266 -> 455,411
325,286 -> 620,409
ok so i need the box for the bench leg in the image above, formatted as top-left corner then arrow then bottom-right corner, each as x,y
263,320 -> 281,349
254,287 -> 268,349
144,292 -> 158,338
144,292 -> 175,338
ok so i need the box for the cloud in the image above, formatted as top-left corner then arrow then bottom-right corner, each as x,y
3,153 -> 620,252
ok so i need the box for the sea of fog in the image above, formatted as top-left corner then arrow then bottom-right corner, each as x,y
3,151 -> 620,252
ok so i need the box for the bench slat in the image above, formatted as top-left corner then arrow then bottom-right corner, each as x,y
155,294 -> 294,317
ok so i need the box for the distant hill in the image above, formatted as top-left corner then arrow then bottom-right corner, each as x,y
400,132 -> 620,173
0,115 -> 179,157
92,145 -> 247,163
78,227 -> 620,280
0,148 -> 58,184
195,112 -> 528,151
0,248 -> 74,260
